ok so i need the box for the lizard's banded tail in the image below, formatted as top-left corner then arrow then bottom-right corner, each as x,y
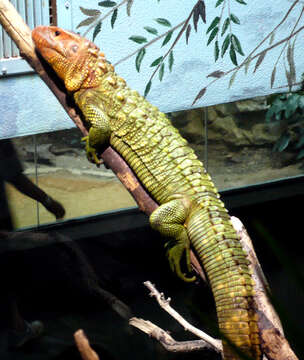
187,205 -> 261,360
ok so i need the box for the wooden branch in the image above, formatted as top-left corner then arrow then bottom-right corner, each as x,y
74,330 -> 99,360
129,318 -> 219,353
232,217 -> 298,360
143,281 -> 223,353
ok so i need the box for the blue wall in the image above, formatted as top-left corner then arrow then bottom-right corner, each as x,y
0,0 -> 303,139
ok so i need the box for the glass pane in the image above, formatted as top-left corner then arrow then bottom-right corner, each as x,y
175,95 -> 304,191
33,129 -> 136,226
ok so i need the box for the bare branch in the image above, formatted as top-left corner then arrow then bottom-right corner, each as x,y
231,217 -> 299,360
143,281 -> 223,352
130,318 -> 220,353
74,330 -> 99,360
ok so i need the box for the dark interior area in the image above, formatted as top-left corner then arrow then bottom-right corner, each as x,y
0,177 -> 303,359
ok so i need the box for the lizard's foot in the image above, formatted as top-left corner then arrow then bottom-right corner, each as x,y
165,239 -> 196,282
81,136 -> 103,166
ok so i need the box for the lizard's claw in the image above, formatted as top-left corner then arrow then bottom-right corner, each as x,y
165,240 -> 196,282
81,136 -> 103,166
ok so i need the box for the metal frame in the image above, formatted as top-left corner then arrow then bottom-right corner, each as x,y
0,0 -> 53,78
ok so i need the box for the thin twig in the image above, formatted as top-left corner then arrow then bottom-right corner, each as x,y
143,281 -> 223,352
74,330 -> 100,360
129,318 -> 221,353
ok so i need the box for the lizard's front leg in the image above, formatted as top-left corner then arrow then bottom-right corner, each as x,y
149,196 -> 196,282
80,104 -> 111,165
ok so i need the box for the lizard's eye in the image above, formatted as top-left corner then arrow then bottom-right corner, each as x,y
71,45 -> 79,53
54,30 -> 61,36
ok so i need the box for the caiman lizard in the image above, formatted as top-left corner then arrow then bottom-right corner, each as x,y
32,26 -> 261,360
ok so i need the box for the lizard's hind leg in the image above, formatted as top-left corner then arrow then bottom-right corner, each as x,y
149,196 -> 196,282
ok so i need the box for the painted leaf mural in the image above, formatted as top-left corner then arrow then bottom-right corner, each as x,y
1,0 -> 304,139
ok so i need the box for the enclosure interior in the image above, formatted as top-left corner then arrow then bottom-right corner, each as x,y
0,0 -> 304,359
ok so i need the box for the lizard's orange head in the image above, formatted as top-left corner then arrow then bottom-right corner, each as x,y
32,26 -> 109,92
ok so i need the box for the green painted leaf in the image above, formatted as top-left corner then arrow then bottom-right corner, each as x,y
162,30 -> 173,46
198,1 -> 206,23
159,63 -> 165,81
150,56 -> 163,67
144,81 -> 152,97
234,0 -> 247,4
215,0 -> 225,7
231,35 -> 244,55
254,51 -> 266,73
229,45 -> 238,65
129,35 -> 148,44
269,32 -> 275,45
93,21 -> 102,41
111,8 -> 118,28
144,26 -> 158,35
98,1 -> 117,7
221,34 -> 230,57
206,16 -> 220,34
207,70 -> 225,78
79,7 -> 101,17
221,18 -> 230,36
126,0 -> 134,16
244,56 -> 251,74
155,18 -> 171,27
214,40 -> 219,61
229,70 -> 237,88
186,24 -> 191,44
192,87 -> 207,105
287,42 -> 296,83
270,66 -> 276,88
135,48 -> 146,72
207,27 -> 218,46
76,17 -> 96,29
193,4 -> 200,32
230,13 -> 240,25
169,51 -> 174,71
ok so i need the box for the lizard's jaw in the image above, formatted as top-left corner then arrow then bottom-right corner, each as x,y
32,26 -> 67,59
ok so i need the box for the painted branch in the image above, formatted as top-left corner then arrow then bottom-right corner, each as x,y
129,318 -> 219,353
74,330 -> 99,360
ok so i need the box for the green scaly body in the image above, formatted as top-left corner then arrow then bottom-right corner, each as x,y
75,76 -> 260,360
32,26 -> 261,360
